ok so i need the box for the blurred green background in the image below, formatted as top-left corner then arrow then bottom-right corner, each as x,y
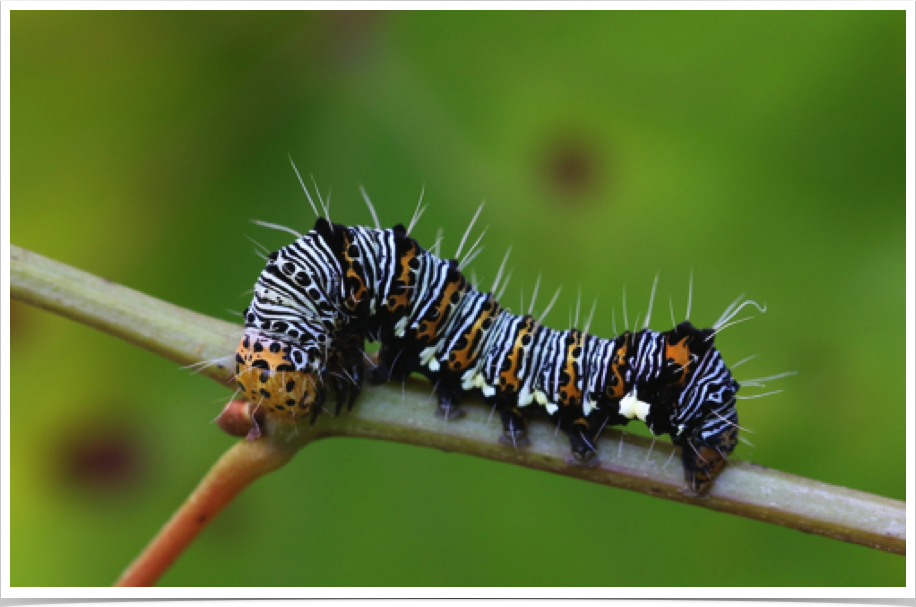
11,10 -> 905,586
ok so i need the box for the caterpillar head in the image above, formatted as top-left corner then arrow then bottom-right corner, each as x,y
234,330 -> 322,420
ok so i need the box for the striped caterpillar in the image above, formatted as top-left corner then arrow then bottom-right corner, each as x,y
233,191 -> 759,496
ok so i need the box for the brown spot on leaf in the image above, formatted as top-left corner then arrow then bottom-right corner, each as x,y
58,417 -> 147,495
541,135 -> 604,201
326,11 -> 384,68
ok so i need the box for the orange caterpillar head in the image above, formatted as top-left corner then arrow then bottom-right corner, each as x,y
234,330 -> 321,419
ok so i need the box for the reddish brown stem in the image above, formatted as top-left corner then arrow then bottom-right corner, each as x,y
114,438 -> 299,587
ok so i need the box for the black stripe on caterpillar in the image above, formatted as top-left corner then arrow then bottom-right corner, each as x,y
234,215 -> 752,496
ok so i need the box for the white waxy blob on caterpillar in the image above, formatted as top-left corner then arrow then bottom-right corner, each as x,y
395,317 -> 409,337
420,346 -> 438,369
619,389 -> 651,422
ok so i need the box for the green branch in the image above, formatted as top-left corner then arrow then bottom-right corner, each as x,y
10,244 -> 906,580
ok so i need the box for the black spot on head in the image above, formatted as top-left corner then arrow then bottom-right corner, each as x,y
572,346 -> 582,357
348,245 -> 359,257
268,252 -> 279,262
482,319 -> 493,330
246,313 -> 255,323
521,335 -> 532,346
408,258 -> 420,270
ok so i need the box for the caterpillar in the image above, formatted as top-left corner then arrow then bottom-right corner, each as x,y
233,191 -> 759,496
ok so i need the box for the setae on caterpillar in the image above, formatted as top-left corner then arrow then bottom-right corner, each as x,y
233,186 -> 764,496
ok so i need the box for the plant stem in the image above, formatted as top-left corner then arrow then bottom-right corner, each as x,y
10,244 -> 907,577
10,244 -> 241,384
114,438 -> 299,587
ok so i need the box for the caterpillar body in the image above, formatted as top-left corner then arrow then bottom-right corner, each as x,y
235,216 -> 743,495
